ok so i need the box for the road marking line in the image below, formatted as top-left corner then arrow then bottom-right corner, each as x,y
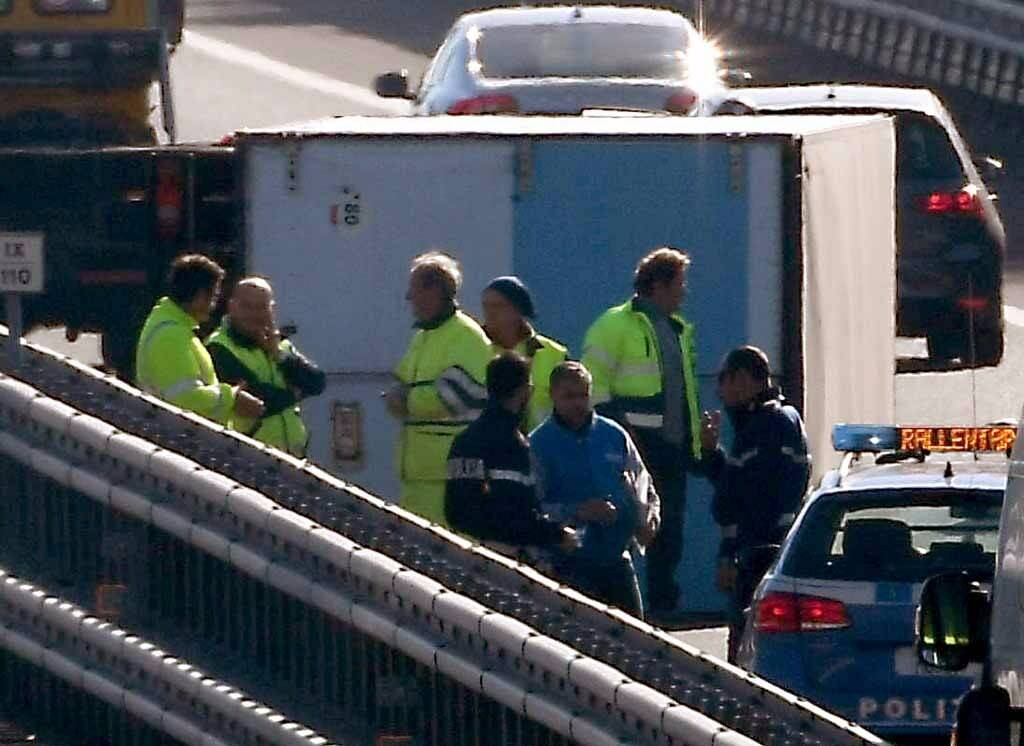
183,30 -> 410,114
1005,304 -> 1024,328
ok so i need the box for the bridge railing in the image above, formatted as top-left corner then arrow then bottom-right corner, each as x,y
0,330 -> 885,746
685,0 -> 1024,106
0,563 -> 335,746
0,370 -> 758,745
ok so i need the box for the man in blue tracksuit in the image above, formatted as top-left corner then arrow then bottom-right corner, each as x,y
531,361 -> 660,618
702,346 -> 811,661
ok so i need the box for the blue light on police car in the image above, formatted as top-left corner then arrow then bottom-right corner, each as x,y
832,424 -> 901,452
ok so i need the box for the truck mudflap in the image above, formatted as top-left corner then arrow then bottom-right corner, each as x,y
0,29 -> 164,89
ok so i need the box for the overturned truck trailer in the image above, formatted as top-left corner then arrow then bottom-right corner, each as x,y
238,114 -> 897,617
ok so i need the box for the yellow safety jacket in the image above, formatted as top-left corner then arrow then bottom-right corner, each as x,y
135,297 -> 235,424
205,321 -> 310,457
582,298 -> 702,460
489,327 -> 568,432
394,308 -> 494,484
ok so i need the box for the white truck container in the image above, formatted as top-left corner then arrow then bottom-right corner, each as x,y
237,115 -> 897,615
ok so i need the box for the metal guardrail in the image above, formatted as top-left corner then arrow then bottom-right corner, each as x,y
0,565 -> 333,746
0,370 -> 756,746
887,0 -> 1024,42
0,333 -> 887,745
688,0 -> 1024,106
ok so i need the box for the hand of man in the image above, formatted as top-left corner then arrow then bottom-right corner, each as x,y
383,384 -> 408,418
716,557 -> 738,593
559,526 -> 581,554
701,410 -> 722,452
261,326 -> 282,359
577,499 -> 617,526
234,390 -> 265,420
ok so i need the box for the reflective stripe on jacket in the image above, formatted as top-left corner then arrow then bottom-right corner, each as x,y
581,299 -> 701,460
134,297 -> 235,424
205,320 -> 310,457
394,309 -> 494,483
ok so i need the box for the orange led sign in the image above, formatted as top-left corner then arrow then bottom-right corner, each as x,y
899,426 -> 1016,453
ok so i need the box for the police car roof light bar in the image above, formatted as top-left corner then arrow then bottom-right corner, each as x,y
831,424 -> 900,453
832,424 -> 1017,454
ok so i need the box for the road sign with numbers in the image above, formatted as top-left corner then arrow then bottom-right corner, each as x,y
0,233 -> 44,294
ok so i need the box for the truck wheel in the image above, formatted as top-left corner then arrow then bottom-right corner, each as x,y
927,324 -> 1003,367
954,686 -> 1011,746
101,328 -> 138,381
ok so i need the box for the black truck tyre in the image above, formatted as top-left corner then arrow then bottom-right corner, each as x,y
953,686 -> 1011,746
927,322 -> 1004,368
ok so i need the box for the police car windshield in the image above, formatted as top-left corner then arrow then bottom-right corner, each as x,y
782,489 -> 1001,583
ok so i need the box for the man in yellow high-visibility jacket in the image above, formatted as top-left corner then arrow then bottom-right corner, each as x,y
385,251 -> 494,525
582,247 -> 703,620
135,254 -> 265,425
206,277 -> 325,458
481,276 -> 568,432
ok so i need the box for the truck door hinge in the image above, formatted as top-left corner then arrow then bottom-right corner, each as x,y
729,144 -> 744,194
515,139 -> 533,199
286,140 -> 301,193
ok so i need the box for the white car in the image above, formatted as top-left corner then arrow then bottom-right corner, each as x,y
374,5 -> 734,116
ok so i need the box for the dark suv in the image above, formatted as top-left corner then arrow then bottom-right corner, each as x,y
715,85 -> 1006,367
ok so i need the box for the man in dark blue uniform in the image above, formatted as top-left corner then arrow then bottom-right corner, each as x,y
702,346 -> 811,662
445,352 -> 578,556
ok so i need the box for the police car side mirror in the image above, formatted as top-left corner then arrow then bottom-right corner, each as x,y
916,572 -> 989,672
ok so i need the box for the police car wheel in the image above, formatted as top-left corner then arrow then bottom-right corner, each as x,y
954,686 -> 1011,746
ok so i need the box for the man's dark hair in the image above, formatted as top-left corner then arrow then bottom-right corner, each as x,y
720,345 -> 771,387
549,360 -> 592,391
634,247 -> 691,296
487,352 -> 531,401
167,254 -> 225,305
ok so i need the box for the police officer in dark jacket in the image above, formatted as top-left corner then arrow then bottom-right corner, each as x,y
702,346 -> 811,662
445,352 -> 578,555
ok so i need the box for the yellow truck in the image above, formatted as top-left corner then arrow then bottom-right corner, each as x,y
0,0 -> 179,144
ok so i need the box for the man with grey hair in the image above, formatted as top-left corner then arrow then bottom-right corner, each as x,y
531,361 -> 660,618
206,276 -> 325,457
387,251 -> 494,525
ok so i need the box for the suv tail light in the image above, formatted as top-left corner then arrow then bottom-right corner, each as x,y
915,188 -> 983,216
155,159 -> 183,241
755,592 -> 851,633
666,88 -> 699,114
447,95 -> 519,115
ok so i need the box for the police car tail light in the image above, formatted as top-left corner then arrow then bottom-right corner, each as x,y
755,592 -> 850,633
447,95 -> 519,115
754,592 -> 800,633
798,595 -> 851,631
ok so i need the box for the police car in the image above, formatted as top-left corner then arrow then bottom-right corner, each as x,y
736,424 -> 1012,744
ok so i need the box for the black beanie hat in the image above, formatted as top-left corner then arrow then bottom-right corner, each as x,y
485,276 -> 536,319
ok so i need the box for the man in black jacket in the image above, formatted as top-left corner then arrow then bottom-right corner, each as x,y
206,277 -> 326,457
702,346 -> 811,662
445,352 -> 578,556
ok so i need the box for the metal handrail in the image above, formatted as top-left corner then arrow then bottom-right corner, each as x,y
0,565 -> 333,746
0,372 -> 753,745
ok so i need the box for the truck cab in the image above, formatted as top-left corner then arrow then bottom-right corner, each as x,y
915,419 -> 1024,744
0,0 -> 176,145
